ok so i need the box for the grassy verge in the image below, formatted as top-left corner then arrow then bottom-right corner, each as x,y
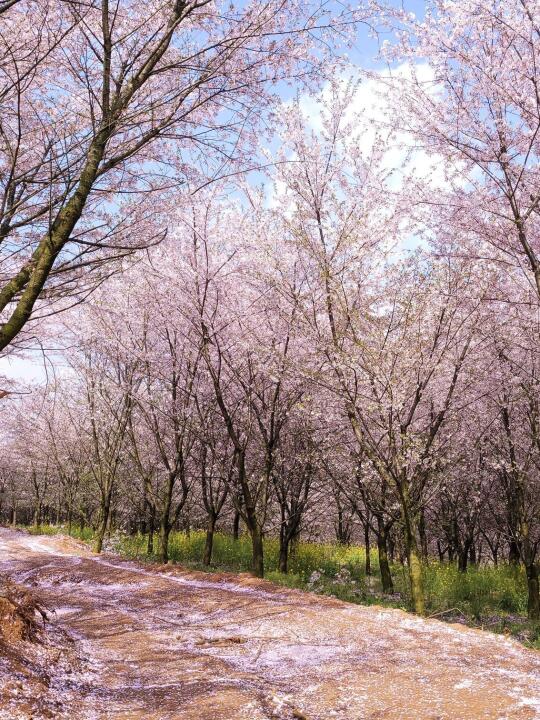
23,524 -> 540,649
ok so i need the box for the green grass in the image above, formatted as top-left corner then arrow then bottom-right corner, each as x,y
25,523 -> 95,542
20,523 -> 540,648
422,561 -> 527,617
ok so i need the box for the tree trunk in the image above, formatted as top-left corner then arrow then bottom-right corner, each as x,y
418,508 -> 428,560
401,489 -> 425,614
95,525 -> 105,554
377,518 -> 393,594
458,548 -> 468,573
388,531 -> 395,563
526,561 -> 540,621
476,541 -> 483,565
521,525 -> 540,620
436,541 -> 444,563
509,539 -> 521,564
278,532 -> 289,573
335,506 -> 350,545
158,519 -> 171,564
233,510 -> 240,540
147,508 -> 155,556
407,538 -> 425,614
95,488 -> 112,554
289,529 -> 300,562
33,501 -> 40,528
203,516 -> 216,566
67,505 -> 73,535
106,506 -> 113,538
251,526 -> 264,578
364,522 -> 371,576
158,473 -> 175,563
278,508 -> 290,574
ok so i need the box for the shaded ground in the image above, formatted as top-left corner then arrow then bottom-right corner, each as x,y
1,528 -> 540,719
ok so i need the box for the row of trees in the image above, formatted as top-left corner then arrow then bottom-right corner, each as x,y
3,83 -> 540,618
2,1 -> 540,619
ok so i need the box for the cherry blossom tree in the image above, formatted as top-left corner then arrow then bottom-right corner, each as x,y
383,0 -> 540,307
380,0 -> 540,618
0,0 -> 368,354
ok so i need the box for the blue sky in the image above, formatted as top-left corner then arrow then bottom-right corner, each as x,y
350,0 -> 426,68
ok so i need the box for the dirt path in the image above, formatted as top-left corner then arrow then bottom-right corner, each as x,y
1,529 -> 540,720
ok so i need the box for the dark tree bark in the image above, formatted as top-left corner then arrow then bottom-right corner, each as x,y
233,510 -> 241,540
377,517 -> 394,594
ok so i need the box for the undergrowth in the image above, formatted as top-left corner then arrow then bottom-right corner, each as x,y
23,523 -> 540,648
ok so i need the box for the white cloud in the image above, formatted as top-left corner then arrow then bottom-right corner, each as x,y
298,62 -> 451,192
0,353 -> 64,388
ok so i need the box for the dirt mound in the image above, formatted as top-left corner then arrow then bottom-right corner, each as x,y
0,578 -> 84,720
0,583 -> 48,643
0,596 -> 27,643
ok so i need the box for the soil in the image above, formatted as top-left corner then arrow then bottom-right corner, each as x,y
1,527 -> 540,719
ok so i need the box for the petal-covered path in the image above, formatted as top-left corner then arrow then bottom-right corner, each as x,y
1,528 -> 540,719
